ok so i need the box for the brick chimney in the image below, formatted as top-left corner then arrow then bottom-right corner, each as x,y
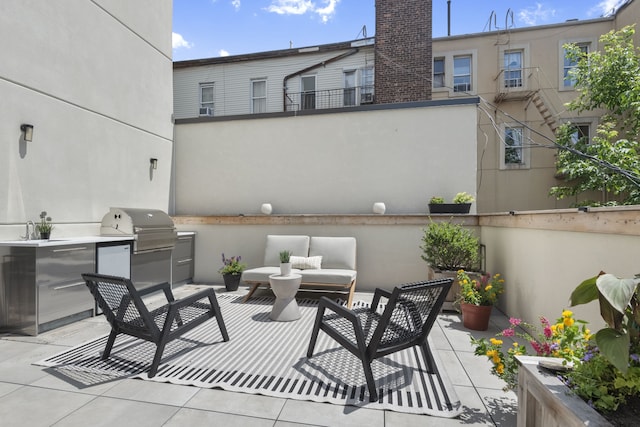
374,0 -> 432,103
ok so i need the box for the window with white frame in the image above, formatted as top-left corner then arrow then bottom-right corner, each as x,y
251,79 -> 267,113
433,57 -> 445,89
501,124 -> 530,169
562,42 -> 590,88
343,70 -> 356,106
199,83 -> 214,115
503,50 -> 523,88
360,66 -> 374,103
453,55 -> 472,92
432,50 -> 476,95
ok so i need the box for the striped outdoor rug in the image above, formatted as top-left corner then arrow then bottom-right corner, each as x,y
36,294 -> 461,417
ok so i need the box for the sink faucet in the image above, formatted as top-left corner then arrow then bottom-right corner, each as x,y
24,220 -> 36,240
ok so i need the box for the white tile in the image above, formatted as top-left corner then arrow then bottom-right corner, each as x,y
278,399 -> 384,427
102,378 -> 199,405
185,388 -> 285,419
51,396 -> 179,427
476,387 -> 518,427
166,407 -> 275,427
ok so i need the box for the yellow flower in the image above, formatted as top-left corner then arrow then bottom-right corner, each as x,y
562,310 -> 573,318
490,338 -> 503,346
496,363 -> 504,374
513,342 -> 519,347
564,317 -> 575,327
485,285 -> 493,291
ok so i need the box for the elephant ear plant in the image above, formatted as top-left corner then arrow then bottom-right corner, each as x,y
570,272 -> 640,373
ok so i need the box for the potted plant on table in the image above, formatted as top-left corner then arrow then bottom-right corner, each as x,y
428,192 -> 475,214
420,219 -> 481,310
279,250 -> 292,276
456,269 -> 504,330
36,211 -> 53,239
219,253 -> 246,291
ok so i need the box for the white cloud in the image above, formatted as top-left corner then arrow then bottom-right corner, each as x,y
266,0 -> 340,22
518,3 -> 556,26
219,49 -> 230,57
588,0 -> 624,17
232,0 -> 240,11
172,32 -> 193,49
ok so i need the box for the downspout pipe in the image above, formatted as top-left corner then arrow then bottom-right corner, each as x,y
282,48 -> 359,111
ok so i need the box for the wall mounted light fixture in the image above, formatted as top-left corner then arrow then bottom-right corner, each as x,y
150,158 -> 158,169
20,124 -> 34,142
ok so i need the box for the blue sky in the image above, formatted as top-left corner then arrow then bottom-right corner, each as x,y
172,0 -> 627,61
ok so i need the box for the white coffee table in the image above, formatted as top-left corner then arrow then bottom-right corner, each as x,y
269,273 -> 302,321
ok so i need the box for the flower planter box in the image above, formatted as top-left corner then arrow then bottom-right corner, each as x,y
428,203 -> 471,214
516,356 -> 612,427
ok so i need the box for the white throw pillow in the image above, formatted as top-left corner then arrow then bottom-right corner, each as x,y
290,255 -> 322,270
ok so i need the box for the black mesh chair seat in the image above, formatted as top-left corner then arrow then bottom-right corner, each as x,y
307,278 -> 453,402
82,273 -> 229,377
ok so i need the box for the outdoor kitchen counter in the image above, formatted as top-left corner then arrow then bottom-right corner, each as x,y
0,236 -> 133,247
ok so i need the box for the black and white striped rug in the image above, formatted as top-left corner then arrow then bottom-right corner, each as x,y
36,294 -> 461,417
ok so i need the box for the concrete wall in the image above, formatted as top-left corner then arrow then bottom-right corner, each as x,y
0,0 -> 173,240
173,100 -> 478,216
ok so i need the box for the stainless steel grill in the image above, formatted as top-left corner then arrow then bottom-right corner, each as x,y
100,207 -> 177,253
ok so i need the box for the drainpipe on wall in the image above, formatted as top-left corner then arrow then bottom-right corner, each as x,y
282,48 -> 360,111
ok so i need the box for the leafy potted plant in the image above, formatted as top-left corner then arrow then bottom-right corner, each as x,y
279,250 -> 292,276
428,192 -> 475,214
36,211 -> 53,239
456,270 -> 504,330
219,253 -> 246,291
420,219 -> 481,310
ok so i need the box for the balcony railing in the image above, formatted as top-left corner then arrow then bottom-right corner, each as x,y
285,86 -> 374,112
494,67 -> 540,103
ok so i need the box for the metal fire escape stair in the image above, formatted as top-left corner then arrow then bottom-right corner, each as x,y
530,91 -> 557,133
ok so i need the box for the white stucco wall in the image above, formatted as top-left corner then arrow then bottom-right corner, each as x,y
0,0 -> 173,239
173,101 -> 478,215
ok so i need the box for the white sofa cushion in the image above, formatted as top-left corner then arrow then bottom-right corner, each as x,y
290,255 -> 322,270
263,235 -> 310,267
309,236 -> 356,270
241,266 -> 302,283
299,269 -> 357,285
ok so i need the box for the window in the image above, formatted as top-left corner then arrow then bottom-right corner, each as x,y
433,57 -> 445,88
504,126 -> 525,166
569,123 -> 591,144
563,43 -> 589,88
453,55 -> 471,92
503,50 -> 523,88
199,83 -> 214,115
301,75 -> 316,110
343,70 -> 356,106
360,66 -> 374,103
251,79 -> 267,113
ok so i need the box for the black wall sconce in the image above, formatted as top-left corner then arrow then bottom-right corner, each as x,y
20,124 -> 34,142
150,158 -> 158,169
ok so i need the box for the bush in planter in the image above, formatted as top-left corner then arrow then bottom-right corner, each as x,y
420,220 -> 480,271
428,193 -> 475,214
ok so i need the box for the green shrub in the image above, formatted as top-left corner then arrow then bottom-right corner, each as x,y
420,220 -> 480,271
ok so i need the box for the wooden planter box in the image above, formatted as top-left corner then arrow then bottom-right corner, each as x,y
516,356 -> 612,427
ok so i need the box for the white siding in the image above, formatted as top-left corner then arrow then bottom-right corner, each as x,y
173,47 -> 375,119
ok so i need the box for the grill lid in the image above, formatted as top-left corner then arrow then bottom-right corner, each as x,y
100,207 -> 177,252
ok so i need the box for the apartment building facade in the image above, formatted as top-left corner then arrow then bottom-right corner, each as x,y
172,0 -> 638,213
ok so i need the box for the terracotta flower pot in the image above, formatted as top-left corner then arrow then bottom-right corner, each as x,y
461,303 -> 493,331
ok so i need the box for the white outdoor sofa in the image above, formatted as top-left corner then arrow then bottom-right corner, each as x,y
241,235 -> 357,307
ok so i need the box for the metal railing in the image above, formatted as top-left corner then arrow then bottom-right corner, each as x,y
285,86 -> 374,112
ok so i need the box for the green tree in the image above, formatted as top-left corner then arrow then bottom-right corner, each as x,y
551,25 -> 640,206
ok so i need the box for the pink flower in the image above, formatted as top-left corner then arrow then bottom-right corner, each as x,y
509,317 -> 521,326
502,328 -> 515,337
540,316 -> 549,327
543,326 -> 553,338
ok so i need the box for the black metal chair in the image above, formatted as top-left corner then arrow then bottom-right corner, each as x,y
306,278 -> 453,401
82,273 -> 229,377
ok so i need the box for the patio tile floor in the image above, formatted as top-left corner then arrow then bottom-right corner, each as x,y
0,284 -> 517,426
